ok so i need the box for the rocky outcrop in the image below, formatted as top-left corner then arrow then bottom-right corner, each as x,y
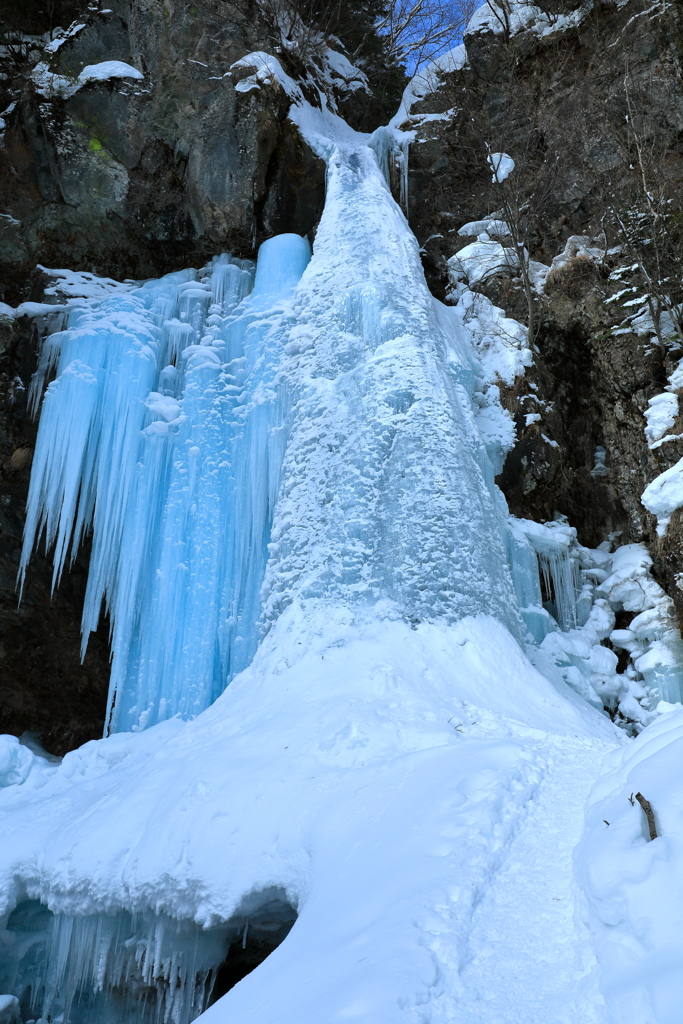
0,0 -> 335,299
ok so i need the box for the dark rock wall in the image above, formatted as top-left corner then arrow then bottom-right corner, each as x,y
0,312 -> 111,755
0,0 -> 331,750
0,0 -> 328,299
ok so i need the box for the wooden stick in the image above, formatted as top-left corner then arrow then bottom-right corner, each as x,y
635,792 -> 657,841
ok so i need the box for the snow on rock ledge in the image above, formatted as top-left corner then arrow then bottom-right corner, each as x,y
32,56 -> 144,99
230,52 -> 303,101
77,60 -> 144,83
390,44 -> 468,125
642,457 -> 683,536
466,0 -> 593,40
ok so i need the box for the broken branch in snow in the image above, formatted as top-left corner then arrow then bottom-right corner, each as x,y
635,792 -> 657,840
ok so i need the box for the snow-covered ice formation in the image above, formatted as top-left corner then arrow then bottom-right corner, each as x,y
2,50 -> 683,1024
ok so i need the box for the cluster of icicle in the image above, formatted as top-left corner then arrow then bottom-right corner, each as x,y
38,910 -> 227,1024
20,236 -> 311,735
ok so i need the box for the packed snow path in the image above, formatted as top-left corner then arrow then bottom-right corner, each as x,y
453,736 -> 606,1024
0,86 -> 630,1024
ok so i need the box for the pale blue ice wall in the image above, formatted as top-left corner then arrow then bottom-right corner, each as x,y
21,238 -> 311,734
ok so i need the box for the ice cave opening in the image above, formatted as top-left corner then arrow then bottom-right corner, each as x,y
0,891 -> 297,1024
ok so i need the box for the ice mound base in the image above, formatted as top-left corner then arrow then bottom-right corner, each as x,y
1,608 -> 619,1023
0,99 -> 640,1023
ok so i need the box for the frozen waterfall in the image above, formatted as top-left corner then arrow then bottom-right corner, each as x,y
2,107 -> 629,1024
19,139 -> 529,738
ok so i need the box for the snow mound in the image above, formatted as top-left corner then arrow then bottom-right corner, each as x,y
0,606 -> 618,1023
577,704 -> 683,1024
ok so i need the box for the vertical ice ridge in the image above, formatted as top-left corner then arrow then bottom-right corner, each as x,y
257,143 -> 521,634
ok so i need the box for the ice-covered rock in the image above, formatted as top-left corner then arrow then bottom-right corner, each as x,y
0,995 -> 20,1024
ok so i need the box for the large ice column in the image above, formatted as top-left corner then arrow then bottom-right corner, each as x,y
20,240 -> 311,734
260,142 -> 521,633
21,137 -> 521,733
106,236 -> 311,733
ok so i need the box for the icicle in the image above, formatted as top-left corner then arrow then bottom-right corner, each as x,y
36,910 -> 230,1024
104,234 -> 310,733
366,126 -> 411,216
536,546 -> 580,631
506,518 -> 580,637
1,896 -> 297,1024
397,134 -> 410,216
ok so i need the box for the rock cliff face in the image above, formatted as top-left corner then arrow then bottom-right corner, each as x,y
2,0 -> 683,750
0,0 -> 329,294
0,305 -> 112,754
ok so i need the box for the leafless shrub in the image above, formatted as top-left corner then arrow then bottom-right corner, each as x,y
545,254 -> 601,297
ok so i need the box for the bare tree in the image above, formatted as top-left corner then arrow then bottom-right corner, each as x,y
454,72 -> 561,346
605,67 -> 683,350
485,150 -> 559,346
562,20 -> 683,353
371,0 -> 476,70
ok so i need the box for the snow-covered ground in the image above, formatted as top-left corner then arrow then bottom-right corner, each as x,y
1,608 -> 620,1023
